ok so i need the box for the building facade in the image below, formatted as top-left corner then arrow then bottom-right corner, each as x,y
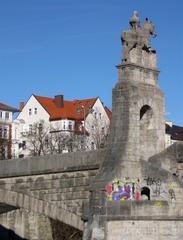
12,94 -> 111,158
165,120 -> 183,148
0,103 -> 19,159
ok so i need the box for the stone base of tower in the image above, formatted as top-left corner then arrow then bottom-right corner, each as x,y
83,193 -> 183,240
82,143 -> 183,240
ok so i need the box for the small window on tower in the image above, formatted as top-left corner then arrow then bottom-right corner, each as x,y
34,108 -> 37,115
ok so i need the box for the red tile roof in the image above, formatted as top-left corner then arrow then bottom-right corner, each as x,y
34,95 -> 98,121
0,103 -> 19,112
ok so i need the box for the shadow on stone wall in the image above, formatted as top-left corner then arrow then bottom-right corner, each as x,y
50,218 -> 82,240
0,225 -> 27,240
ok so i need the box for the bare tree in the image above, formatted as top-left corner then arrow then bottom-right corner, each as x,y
49,130 -> 74,154
0,124 -> 10,160
23,114 -> 110,158
86,114 -> 110,150
0,138 -> 8,160
26,120 -> 51,156
26,121 -> 78,156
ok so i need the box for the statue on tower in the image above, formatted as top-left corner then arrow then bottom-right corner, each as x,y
129,10 -> 140,29
121,11 -> 157,63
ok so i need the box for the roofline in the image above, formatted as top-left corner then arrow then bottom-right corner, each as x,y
0,104 -> 20,113
0,107 -> 19,113
33,94 -> 51,117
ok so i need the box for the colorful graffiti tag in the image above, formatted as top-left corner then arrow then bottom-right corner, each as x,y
105,178 -> 141,201
105,177 -> 177,202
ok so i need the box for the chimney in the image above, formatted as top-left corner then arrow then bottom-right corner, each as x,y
19,102 -> 25,111
54,95 -> 64,108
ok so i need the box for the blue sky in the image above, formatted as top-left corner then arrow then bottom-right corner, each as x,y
0,0 -> 183,125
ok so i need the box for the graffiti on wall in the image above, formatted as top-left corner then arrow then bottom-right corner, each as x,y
105,177 -> 176,202
144,177 -> 161,197
105,178 -> 141,201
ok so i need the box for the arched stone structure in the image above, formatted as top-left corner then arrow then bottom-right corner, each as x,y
0,189 -> 83,231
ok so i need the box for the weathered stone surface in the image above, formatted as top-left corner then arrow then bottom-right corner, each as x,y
107,221 -> 183,240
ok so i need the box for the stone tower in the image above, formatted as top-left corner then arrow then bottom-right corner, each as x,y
82,12 -> 183,240
99,11 -> 165,180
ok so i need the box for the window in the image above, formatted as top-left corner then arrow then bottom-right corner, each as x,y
45,138 -> 49,147
38,123 -> 43,133
29,124 -> 33,133
101,127 -> 105,135
140,105 -> 152,120
99,113 -> 102,119
68,121 -> 72,130
91,142 -> 95,150
3,128 -> 7,139
22,141 -> 26,150
0,127 -> 2,138
0,111 -> 2,118
29,109 -> 32,116
5,112 -> 9,119
34,108 -> 37,115
94,112 -> 97,119
63,121 -> 66,130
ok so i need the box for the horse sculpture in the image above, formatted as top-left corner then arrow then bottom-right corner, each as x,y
121,11 -> 157,62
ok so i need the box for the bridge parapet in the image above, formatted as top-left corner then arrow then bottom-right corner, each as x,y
0,149 -> 105,178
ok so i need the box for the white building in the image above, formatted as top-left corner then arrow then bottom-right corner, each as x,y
0,103 -> 19,159
12,94 -> 111,158
165,121 -> 183,148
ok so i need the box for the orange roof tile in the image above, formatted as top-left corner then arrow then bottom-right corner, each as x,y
0,103 -> 19,112
34,95 -> 98,121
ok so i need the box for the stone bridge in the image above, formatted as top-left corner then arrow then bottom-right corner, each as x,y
0,150 -> 104,239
